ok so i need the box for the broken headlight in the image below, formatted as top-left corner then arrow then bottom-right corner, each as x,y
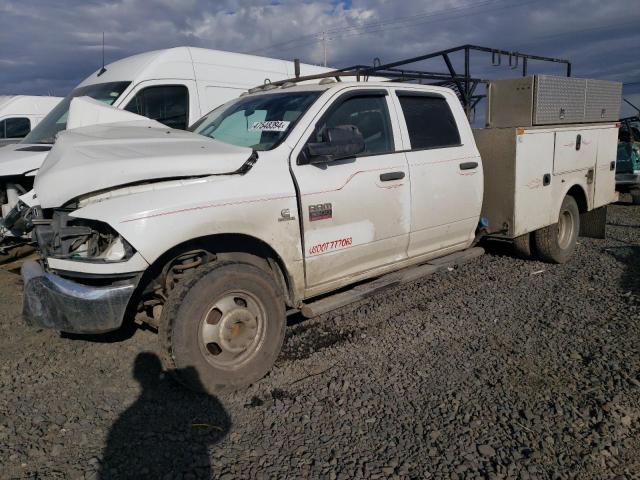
33,210 -> 135,262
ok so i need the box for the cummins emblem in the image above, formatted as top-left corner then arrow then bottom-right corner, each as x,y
279,209 -> 295,222
309,203 -> 332,221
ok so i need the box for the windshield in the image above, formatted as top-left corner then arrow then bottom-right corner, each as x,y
22,81 -> 131,144
192,91 -> 321,151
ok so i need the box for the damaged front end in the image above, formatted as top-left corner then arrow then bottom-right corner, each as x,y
31,208 -> 135,262
22,260 -> 138,334
0,200 -> 38,258
1,200 -> 38,238
21,208 -> 143,334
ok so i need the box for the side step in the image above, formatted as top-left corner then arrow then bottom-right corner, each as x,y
300,247 -> 484,318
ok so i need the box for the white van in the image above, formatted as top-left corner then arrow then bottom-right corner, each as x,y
0,96 -> 62,146
0,47 -> 329,216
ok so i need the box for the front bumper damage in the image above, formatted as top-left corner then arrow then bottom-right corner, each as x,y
21,260 -> 140,334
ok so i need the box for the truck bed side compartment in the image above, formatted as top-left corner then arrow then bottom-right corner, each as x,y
473,128 -> 516,236
475,128 -> 555,237
553,129 -> 597,174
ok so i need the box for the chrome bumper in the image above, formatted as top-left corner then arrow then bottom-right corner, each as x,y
21,260 -> 139,334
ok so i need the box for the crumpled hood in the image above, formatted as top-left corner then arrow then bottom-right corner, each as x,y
0,143 -> 51,177
34,123 -> 254,208
0,96 -> 165,179
66,96 -> 148,130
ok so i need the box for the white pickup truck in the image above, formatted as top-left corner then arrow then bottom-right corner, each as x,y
20,78 -> 619,393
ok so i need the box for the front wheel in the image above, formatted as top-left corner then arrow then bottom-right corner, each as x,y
160,261 -> 286,394
630,189 -> 640,205
534,195 -> 580,264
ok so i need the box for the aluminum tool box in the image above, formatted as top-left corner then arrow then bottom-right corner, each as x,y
486,75 -> 622,128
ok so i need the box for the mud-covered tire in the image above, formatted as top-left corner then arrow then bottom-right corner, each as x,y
512,232 -> 534,258
534,195 -> 580,264
159,261 -> 286,394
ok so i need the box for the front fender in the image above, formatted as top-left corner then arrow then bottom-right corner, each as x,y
70,164 -> 304,294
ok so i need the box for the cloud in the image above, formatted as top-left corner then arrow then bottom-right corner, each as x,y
0,0 -> 638,107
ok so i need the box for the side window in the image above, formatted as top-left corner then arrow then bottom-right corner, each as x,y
397,94 -> 461,150
311,95 -> 394,155
125,85 -> 189,130
1,117 -> 31,138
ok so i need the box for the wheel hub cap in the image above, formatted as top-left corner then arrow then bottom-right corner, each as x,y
558,209 -> 574,249
199,291 -> 265,369
218,309 -> 258,353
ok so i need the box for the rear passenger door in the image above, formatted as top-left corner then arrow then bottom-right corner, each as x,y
392,89 -> 483,257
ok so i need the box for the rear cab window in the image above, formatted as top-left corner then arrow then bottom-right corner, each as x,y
395,91 -> 461,150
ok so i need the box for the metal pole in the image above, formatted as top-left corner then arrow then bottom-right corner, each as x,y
623,98 -> 640,113
567,62 -> 571,77
322,32 -> 327,68
522,57 -> 528,77
464,46 -> 470,117
442,54 -> 464,102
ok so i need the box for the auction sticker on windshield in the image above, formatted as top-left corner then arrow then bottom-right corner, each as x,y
250,121 -> 290,132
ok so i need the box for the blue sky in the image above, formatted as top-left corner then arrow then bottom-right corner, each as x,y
1,0 -> 639,116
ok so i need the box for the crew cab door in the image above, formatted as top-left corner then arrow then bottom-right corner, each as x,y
290,89 -> 410,290
391,89 -> 483,257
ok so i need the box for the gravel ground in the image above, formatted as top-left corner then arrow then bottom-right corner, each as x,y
1,201 -> 639,479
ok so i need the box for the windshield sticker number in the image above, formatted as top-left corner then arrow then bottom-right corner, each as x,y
250,121 -> 290,132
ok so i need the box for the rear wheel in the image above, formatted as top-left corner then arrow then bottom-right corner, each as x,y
160,261 -> 286,394
534,195 -> 580,264
512,232 -> 534,258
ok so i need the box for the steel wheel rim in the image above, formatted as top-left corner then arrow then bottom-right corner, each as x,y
557,209 -> 574,250
198,290 -> 266,370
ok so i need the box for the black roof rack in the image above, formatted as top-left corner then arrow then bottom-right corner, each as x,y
267,44 -> 571,119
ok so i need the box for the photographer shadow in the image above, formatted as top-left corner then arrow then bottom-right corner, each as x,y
99,352 -> 231,479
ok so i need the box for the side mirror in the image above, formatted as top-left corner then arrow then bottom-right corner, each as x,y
305,125 -> 365,164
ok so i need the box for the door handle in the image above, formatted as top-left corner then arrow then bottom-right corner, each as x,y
459,161 -> 478,170
610,161 -> 615,171
379,171 -> 405,181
